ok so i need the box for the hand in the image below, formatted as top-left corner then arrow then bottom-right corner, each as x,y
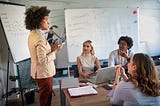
114,65 -> 125,86
51,42 -> 63,53
116,65 -> 128,81
89,71 -> 97,76
83,73 -> 90,79
115,65 -> 121,76
116,66 -> 125,76
95,70 -> 98,74
112,82 -> 117,90
119,50 -> 127,59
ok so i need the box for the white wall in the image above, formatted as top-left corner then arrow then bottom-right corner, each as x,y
139,8 -> 160,56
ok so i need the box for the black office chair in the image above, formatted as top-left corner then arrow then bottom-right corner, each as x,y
72,65 -> 79,78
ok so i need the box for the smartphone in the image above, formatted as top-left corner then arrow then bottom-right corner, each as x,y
102,84 -> 112,90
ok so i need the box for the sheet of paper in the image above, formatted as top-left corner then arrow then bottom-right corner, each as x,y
68,86 -> 98,97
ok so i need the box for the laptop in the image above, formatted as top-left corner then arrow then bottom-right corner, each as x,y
61,77 -> 79,89
87,66 -> 116,84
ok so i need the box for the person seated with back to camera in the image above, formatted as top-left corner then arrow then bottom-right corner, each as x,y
108,36 -> 134,86
77,40 -> 101,79
109,53 -> 160,106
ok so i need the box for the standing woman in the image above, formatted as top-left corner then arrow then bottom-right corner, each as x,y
77,40 -> 101,79
109,53 -> 160,106
25,6 -> 62,106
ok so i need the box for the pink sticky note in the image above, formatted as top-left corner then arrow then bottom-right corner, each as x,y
133,10 -> 137,14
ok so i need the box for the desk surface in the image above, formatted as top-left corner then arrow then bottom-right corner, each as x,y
63,83 -> 112,106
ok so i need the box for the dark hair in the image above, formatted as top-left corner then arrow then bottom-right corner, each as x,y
118,36 -> 133,49
25,6 -> 50,30
129,53 -> 160,96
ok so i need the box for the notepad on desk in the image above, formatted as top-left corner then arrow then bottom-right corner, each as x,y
68,86 -> 98,97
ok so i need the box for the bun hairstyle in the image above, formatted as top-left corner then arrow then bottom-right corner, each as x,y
82,40 -> 95,55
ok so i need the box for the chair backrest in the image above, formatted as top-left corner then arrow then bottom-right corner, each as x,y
72,65 -> 79,78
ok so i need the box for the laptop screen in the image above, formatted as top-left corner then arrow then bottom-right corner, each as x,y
87,66 -> 116,84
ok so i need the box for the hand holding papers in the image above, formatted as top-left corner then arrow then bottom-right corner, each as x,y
68,86 -> 98,97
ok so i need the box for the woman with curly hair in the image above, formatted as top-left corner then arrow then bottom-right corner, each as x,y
108,36 -> 134,87
109,53 -> 160,106
108,36 -> 134,69
25,6 -> 62,106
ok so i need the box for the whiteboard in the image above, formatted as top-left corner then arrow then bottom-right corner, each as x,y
0,3 -> 30,63
139,9 -> 160,56
65,8 -> 139,62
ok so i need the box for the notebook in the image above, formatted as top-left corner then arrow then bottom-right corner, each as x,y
87,66 -> 116,84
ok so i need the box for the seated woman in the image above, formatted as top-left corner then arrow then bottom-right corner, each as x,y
109,53 -> 160,106
108,36 -> 134,85
77,40 -> 101,79
108,36 -> 134,69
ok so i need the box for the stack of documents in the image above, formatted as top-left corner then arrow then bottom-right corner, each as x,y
68,86 -> 98,97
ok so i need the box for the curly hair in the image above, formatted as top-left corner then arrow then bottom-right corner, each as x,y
118,36 -> 133,49
128,53 -> 160,96
25,6 -> 50,30
81,40 -> 95,55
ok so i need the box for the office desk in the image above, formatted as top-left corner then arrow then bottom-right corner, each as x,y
61,82 -> 112,106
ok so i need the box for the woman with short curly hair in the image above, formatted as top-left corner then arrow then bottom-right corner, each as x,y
25,6 -> 62,106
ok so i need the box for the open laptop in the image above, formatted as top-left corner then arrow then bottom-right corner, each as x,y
61,77 -> 79,89
87,66 -> 116,84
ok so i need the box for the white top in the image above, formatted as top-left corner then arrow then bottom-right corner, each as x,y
108,49 -> 134,67
77,53 -> 97,74
109,81 -> 160,106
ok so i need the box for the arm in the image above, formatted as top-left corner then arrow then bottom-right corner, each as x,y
120,67 -> 128,81
37,40 -> 56,65
37,39 -> 62,66
110,82 -> 124,105
95,57 -> 101,70
113,66 -> 128,89
108,52 -> 115,67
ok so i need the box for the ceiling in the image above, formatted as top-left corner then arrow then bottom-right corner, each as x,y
3,0 -> 160,9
